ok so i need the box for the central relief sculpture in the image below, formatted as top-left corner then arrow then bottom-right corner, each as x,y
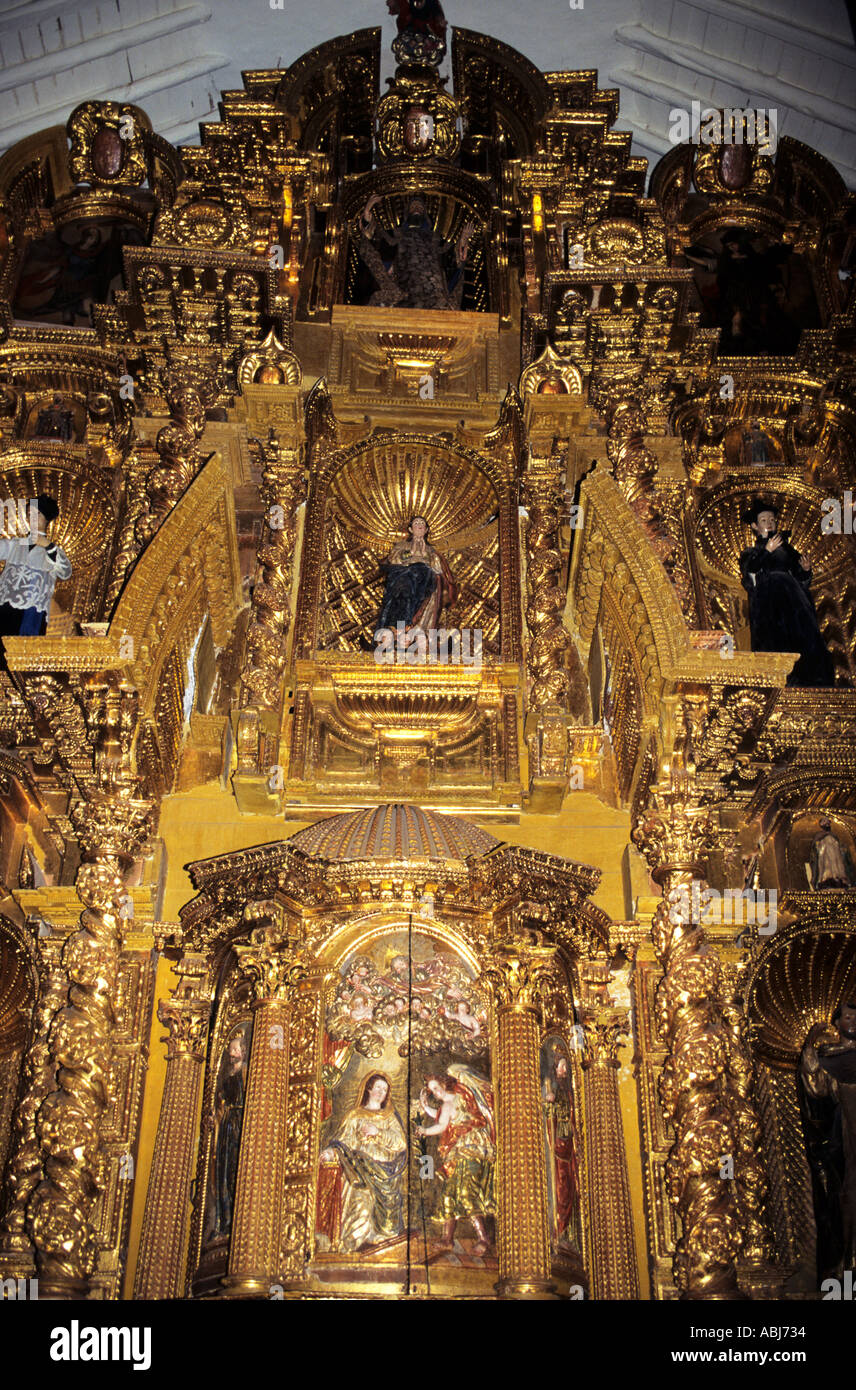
314,930 -> 497,1266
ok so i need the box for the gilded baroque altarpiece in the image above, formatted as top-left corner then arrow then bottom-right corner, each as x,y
0,20 -> 853,1303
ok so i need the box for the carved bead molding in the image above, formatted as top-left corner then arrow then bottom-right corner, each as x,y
580,1007 -> 640,1299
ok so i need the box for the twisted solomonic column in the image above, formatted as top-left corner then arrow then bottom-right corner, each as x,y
523,463 -> 572,713
26,795 -> 151,1297
721,994 -> 769,1268
0,927 -> 69,1275
240,431 -> 305,714
632,766 -> 760,1299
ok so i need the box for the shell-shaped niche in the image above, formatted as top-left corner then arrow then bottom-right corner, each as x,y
0,455 -> 118,620
329,438 -> 497,550
748,926 -> 856,1065
694,472 -> 842,582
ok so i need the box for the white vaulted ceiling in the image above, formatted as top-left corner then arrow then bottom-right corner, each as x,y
0,0 -> 853,186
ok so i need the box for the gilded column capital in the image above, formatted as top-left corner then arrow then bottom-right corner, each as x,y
481,937 -> 560,1015
580,1009 -> 630,1069
71,797 -> 153,870
157,997 -> 210,1060
631,764 -> 716,886
234,924 -> 310,1006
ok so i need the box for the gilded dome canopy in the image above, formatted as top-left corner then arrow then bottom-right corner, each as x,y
288,803 -> 499,863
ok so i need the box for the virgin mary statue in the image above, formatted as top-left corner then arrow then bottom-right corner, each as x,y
376,515 -> 456,639
318,1072 -> 408,1251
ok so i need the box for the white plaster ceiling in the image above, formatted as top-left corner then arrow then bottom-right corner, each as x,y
0,0 -> 854,186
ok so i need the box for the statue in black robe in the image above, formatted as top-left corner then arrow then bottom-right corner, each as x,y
739,498 -> 834,687
205,1027 -> 250,1241
799,1003 -> 856,1284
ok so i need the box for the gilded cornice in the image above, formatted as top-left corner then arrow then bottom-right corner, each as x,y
178,820 -> 602,964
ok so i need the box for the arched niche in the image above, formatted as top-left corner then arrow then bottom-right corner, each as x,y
188,961 -> 255,1299
314,434 -> 502,659
786,813 -> 856,893
746,921 -> 856,1279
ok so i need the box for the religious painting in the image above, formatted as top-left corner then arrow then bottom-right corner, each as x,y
541,1034 -> 582,1255
682,227 -> 819,356
12,217 -> 145,326
201,1019 -> 252,1249
315,931 -> 496,1278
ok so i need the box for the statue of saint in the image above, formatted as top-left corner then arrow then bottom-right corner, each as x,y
205,1027 -> 250,1242
358,194 -> 476,310
34,393 -> 74,441
0,495 -> 72,643
387,0 -> 447,66
799,1002 -> 856,1284
375,515 -> 456,646
415,1066 -> 495,1255
739,498 -> 834,687
542,1047 -> 581,1251
810,818 -> 856,890
742,420 -> 773,465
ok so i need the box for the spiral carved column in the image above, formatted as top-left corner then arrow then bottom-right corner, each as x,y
235,431 -> 305,781
632,767 -> 747,1299
26,796 -> 151,1297
240,431 -> 305,716
484,939 -> 556,1299
722,995 -> 770,1267
0,927 -> 68,1275
134,982 -> 210,1300
523,463 -> 571,713
581,1011 -> 640,1299
222,924 -> 308,1296
134,377 -> 207,549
